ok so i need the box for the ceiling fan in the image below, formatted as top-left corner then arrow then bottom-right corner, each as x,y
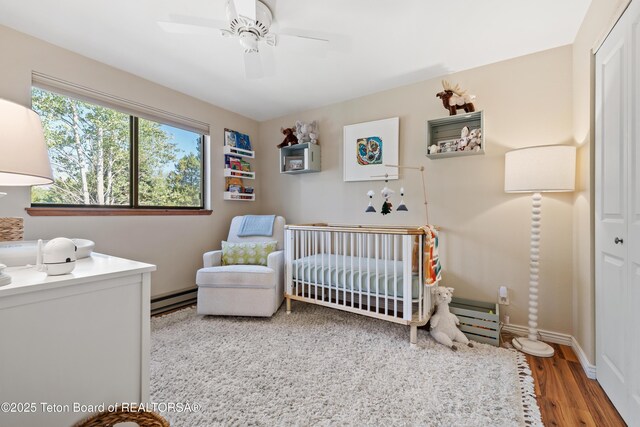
158,0 -> 331,79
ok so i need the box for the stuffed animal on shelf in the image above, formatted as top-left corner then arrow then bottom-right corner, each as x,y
465,128 -> 482,151
457,126 -> 470,151
430,286 -> 474,351
428,144 -> 440,155
295,120 -> 319,144
277,127 -> 298,148
436,80 -> 476,116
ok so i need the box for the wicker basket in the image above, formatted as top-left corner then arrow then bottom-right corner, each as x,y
73,405 -> 170,427
0,217 -> 23,242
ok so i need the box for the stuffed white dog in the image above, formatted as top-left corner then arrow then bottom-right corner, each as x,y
430,286 -> 474,351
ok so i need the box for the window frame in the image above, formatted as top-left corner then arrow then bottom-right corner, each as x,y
28,87 -> 209,215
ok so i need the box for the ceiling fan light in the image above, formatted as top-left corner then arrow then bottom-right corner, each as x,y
239,32 -> 259,52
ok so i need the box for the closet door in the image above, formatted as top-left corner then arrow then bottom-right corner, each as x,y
628,2 -> 640,424
596,1 -> 640,424
595,3 -> 629,421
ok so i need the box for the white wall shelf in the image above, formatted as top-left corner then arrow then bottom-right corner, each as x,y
223,191 -> 255,201
224,145 -> 255,159
224,128 -> 255,201
224,168 -> 255,180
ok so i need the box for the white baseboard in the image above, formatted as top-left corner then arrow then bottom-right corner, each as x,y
571,336 -> 597,379
502,323 -> 596,379
502,324 -> 573,346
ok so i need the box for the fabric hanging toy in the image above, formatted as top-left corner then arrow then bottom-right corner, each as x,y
380,180 -> 394,215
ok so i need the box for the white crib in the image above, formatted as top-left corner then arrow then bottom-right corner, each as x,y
284,224 -> 437,346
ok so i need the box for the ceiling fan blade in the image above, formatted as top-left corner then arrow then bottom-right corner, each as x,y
259,45 -> 276,78
158,14 -> 227,35
244,51 -> 263,79
277,32 -> 330,58
232,0 -> 256,22
277,28 -> 351,54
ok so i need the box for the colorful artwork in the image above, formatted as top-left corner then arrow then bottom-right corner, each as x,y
343,117 -> 398,182
357,136 -> 383,165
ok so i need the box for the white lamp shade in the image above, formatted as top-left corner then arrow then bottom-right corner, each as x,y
504,145 -> 576,193
0,99 -> 53,186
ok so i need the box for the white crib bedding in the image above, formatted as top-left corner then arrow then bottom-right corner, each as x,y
291,253 -> 420,299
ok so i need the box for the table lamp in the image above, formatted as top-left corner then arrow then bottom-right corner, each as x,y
0,98 -> 54,286
504,145 -> 576,357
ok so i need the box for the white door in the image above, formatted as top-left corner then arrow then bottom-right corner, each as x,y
596,1 -> 640,425
628,1 -> 640,424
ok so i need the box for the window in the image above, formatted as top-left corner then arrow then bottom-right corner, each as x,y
30,87 -> 205,210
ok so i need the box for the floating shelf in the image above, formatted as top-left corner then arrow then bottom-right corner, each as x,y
223,191 -> 255,201
279,143 -> 321,174
224,168 -> 255,179
426,111 -> 484,159
224,145 -> 255,159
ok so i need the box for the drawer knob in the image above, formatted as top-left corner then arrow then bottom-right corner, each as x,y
615,237 -> 624,245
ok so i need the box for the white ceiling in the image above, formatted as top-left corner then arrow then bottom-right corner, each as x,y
0,0 -> 591,121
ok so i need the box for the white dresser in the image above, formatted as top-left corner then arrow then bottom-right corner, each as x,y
0,253 -> 156,427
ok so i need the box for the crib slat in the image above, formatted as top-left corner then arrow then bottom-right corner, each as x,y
384,234 -> 388,316
402,235 -> 412,321
418,235 -> 422,320
367,234 -> 371,312
394,234 -> 398,318
321,231 -> 325,301
357,234 -> 362,309
350,233 -> 354,308
375,234 -> 379,314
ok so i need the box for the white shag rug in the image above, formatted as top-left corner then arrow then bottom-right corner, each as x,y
151,303 -> 542,426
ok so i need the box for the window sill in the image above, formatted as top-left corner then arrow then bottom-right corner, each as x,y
26,207 -> 213,217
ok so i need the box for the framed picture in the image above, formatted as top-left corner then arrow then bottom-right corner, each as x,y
285,156 -> 304,171
343,117 -> 399,182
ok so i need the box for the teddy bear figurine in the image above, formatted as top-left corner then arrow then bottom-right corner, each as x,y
430,286 -> 474,351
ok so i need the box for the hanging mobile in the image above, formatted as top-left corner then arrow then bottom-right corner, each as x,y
397,187 -> 408,211
365,190 -> 376,213
380,177 -> 394,215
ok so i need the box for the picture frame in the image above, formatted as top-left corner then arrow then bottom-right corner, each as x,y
343,117 -> 399,182
284,156 -> 304,171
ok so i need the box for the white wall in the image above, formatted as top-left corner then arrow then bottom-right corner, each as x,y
258,46 -> 575,334
0,25 -> 264,297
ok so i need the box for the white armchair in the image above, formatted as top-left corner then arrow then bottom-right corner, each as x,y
196,215 -> 285,317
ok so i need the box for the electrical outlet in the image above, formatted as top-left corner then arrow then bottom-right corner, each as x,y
499,286 -> 510,305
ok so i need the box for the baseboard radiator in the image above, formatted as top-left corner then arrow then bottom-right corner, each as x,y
151,287 -> 197,316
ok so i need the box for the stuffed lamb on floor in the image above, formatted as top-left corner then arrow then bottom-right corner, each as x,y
430,286 -> 474,351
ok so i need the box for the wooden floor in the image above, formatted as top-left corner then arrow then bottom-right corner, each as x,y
502,333 -> 626,426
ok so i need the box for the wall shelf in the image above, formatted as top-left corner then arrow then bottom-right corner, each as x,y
224,168 -> 255,180
426,111 -> 484,159
224,145 -> 255,159
280,143 -> 321,174
224,128 -> 255,201
223,191 -> 255,201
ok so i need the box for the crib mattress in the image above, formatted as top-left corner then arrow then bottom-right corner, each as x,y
291,253 -> 420,298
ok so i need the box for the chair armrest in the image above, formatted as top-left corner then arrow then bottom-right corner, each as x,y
267,250 -> 284,270
203,250 -> 222,268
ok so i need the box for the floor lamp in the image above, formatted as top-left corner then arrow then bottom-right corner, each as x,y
504,145 -> 576,358
0,98 -> 54,286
